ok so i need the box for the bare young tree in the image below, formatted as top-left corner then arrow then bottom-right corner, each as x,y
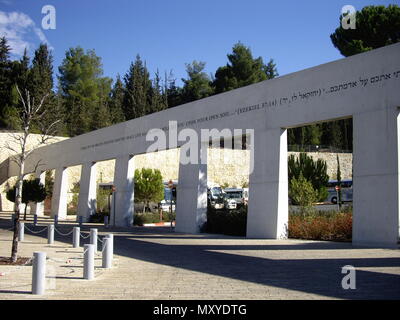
4,86 -> 60,262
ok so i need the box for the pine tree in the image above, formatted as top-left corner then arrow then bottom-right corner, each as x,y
122,55 -> 152,120
213,42 -> 272,93
150,70 -> 167,113
58,47 -> 112,136
181,61 -> 213,103
0,37 -> 20,129
108,75 -> 126,124
165,71 -> 183,108
27,44 -> 63,133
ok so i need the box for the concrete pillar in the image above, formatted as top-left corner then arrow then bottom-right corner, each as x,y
175,140 -> 208,234
77,162 -> 97,223
353,107 -> 400,247
51,167 -> 68,219
246,128 -> 288,239
32,171 -> 46,217
111,155 -> 135,227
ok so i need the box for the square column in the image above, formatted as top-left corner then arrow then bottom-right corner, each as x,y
111,155 -> 135,227
175,141 -> 208,234
31,170 -> 46,216
51,167 -> 68,219
247,128 -> 288,239
353,107 -> 399,247
77,162 -> 97,222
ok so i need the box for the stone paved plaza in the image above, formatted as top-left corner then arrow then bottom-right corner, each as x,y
0,213 -> 399,300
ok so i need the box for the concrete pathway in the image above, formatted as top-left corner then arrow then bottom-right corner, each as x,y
0,213 -> 399,300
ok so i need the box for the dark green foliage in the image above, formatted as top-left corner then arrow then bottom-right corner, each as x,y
122,55 -> 152,120
133,211 -> 175,226
203,206 -> 247,236
165,71 -> 183,108
58,46 -> 112,136
213,42 -> 273,94
331,5 -> 400,57
89,211 -> 109,223
0,37 -> 22,129
181,61 -> 213,103
6,179 -> 47,219
27,44 -> 63,134
149,70 -> 168,113
108,75 -> 126,123
288,153 -> 329,202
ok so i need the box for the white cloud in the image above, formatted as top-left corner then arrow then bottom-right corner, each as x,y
0,11 -> 53,57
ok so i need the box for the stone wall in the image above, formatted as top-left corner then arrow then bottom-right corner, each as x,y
0,132 -> 352,211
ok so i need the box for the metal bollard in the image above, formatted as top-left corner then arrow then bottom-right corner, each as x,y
33,214 -> 38,226
102,237 -> 112,268
47,224 -> 54,244
104,216 -> 109,228
90,228 -> 98,252
18,222 -> 24,242
73,227 -> 80,248
54,215 -> 58,225
83,244 -> 95,280
32,252 -> 46,295
106,234 -> 114,259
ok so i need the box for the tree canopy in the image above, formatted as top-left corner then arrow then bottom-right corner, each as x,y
330,5 -> 400,57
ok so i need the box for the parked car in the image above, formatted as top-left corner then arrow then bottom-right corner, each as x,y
207,183 -> 225,209
223,194 -> 238,210
223,188 -> 245,207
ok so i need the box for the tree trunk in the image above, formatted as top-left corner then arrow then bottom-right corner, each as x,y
11,164 -> 24,262
23,203 -> 28,221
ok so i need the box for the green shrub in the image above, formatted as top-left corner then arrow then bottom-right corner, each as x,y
288,153 -> 329,202
89,211 -> 109,223
289,173 -> 318,210
133,211 -> 175,226
203,206 -> 247,236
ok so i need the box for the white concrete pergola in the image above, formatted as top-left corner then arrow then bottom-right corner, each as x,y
4,43 -> 400,247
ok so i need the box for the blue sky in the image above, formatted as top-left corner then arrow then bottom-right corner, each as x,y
0,0 -> 396,86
